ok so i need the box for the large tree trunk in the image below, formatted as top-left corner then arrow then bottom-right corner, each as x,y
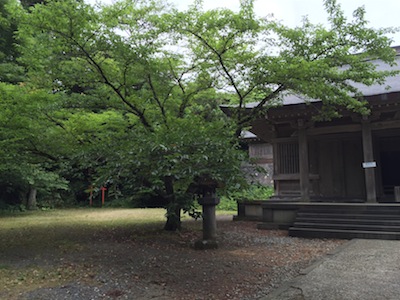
163,176 -> 181,231
164,205 -> 181,231
27,187 -> 37,210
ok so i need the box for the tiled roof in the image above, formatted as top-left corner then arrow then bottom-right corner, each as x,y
246,50 -> 400,107
351,55 -> 400,97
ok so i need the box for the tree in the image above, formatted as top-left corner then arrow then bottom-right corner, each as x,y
0,0 -> 73,209
14,0 -> 244,229
93,116 -> 244,230
0,0 -> 25,83
177,0 -> 398,135
0,83 -> 68,209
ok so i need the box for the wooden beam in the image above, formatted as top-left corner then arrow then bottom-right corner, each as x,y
370,120 -> 400,130
306,124 -> 361,136
361,121 -> 377,203
301,119 -> 400,136
273,173 -> 320,180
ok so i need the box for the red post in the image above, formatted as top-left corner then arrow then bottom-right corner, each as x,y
101,186 -> 107,207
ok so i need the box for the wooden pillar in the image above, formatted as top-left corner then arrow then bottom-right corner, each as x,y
298,121 -> 310,201
361,120 -> 377,202
272,142 -> 280,195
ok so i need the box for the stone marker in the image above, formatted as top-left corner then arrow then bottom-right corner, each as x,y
194,178 -> 220,250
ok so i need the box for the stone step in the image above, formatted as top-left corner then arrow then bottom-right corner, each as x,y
293,222 -> 400,232
289,227 -> 400,240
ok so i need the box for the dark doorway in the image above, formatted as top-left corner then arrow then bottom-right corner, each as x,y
381,151 -> 400,195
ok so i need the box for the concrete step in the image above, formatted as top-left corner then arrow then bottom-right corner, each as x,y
295,217 -> 400,226
298,208 -> 400,215
289,227 -> 400,240
297,212 -> 400,220
293,222 -> 400,232
290,207 -> 400,239
289,205 -> 400,240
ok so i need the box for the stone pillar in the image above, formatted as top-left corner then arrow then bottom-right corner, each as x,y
361,120 -> 377,203
194,186 -> 220,250
298,120 -> 310,201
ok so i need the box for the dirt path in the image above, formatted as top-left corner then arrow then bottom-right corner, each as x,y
0,216 -> 344,300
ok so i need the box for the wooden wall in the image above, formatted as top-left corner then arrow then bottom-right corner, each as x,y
314,135 -> 365,199
273,133 -> 366,200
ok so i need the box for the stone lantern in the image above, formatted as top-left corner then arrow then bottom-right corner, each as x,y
193,176 -> 220,250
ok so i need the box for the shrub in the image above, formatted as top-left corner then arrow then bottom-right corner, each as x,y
218,185 -> 274,211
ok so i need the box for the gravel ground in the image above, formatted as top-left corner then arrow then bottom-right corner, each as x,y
1,216 -> 344,300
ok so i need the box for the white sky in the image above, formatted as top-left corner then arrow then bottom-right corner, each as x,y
87,0 -> 400,46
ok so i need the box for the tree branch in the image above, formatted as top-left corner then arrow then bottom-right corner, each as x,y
238,84 -> 286,127
185,29 -> 244,104
27,140 -> 59,162
43,112 -> 86,145
146,73 -> 167,124
48,28 -> 153,131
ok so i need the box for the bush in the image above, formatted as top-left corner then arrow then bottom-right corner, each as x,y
217,197 -> 237,211
218,185 -> 274,211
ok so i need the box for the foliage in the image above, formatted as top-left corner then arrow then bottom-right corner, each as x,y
93,116 -> 245,225
0,83 -> 69,207
0,0 -> 25,84
218,184 -> 274,211
217,197 -> 237,212
176,0 -> 398,134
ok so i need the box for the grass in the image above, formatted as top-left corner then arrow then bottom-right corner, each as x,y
0,208 -> 191,299
0,208 -> 170,251
0,208 -> 236,298
0,208 -> 236,256
0,208 -> 234,229
0,207 -> 235,255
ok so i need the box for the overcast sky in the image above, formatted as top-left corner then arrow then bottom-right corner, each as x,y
87,0 -> 400,46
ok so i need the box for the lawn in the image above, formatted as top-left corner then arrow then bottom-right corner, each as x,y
0,208 -> 236,299
0,209 -> 170,298
0,208 -> 168,250
0,208 -> 341,300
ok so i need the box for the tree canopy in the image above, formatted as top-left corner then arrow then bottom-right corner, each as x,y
176,0 -> 397,132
